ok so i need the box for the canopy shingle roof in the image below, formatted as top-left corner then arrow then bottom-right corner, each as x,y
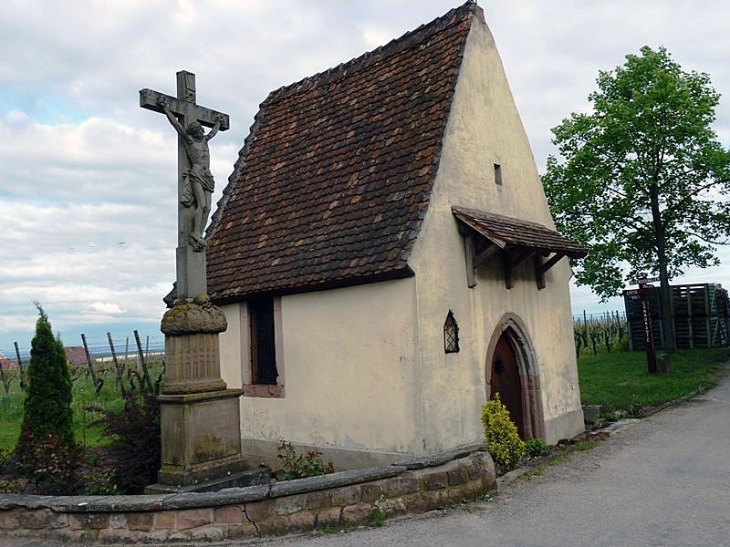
207,2 -> 479,302
452,206 -> 589,258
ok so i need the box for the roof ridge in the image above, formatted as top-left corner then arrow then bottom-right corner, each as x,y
264,1 -> 478,104
453,205 -> 553,230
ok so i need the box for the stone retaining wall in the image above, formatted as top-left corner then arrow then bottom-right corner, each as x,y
0,447 -> 495,543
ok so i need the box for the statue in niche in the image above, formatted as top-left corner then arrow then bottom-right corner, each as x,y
158,96 -> 224,251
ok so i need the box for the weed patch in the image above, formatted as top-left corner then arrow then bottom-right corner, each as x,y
366,506 -> 385,527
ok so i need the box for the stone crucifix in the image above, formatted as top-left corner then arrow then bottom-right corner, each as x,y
139,71 -> 229,300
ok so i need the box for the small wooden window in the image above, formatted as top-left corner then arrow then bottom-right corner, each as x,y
249,297 -> 278,385
444,311 -> 460,354
494,163 -> 503,186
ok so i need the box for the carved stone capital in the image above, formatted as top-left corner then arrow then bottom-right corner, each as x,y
161,294 -> 227,335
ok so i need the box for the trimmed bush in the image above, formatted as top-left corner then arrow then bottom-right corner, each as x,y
17,306 -> 74,450
13,306 -> 80,493
481,395 -> 525,472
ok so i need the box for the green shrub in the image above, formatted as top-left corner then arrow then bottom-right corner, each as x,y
277,440 -> 334,480
81,468 -> 118,496
481,395 -> 525,472
524,438 -> 550,457
613,334 -> 630,352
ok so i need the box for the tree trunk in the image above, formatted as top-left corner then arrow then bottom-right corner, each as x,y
650,184 -> 676,353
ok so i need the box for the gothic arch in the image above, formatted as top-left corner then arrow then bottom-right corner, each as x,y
485,313 -> 546,440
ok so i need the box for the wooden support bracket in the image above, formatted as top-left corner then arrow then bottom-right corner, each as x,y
510,249 -> 535,271
503,251 -> 513,290
464,235 -> 477,288
534,254 -> 546,290
534,252 -> 565,290
475,243 -> 500,266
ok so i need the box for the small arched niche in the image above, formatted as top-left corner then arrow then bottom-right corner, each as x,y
443,310 -> 460,354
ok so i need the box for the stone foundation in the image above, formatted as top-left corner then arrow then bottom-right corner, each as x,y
0,448 -> 495,543
154,389 -> 246,489
544,408 -> 586,444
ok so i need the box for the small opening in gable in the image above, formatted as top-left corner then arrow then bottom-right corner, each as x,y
494,163 -> 503,186
444,310 -> 460,354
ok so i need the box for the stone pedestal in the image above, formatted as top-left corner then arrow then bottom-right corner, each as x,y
164,332 -> 227,394
156,389 -> 246,487
149,295 -> 247,492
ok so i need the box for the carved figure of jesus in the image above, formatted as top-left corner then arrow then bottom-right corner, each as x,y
158,96 -> 224,251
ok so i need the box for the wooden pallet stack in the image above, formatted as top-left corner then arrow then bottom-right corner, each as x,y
673,284 -> 714,349
623,283 -> 730,350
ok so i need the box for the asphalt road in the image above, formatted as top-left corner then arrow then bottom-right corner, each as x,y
5,370 -> 729,547
257,370 -> 730,547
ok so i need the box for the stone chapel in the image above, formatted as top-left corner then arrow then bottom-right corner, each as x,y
206,1 -> 588,469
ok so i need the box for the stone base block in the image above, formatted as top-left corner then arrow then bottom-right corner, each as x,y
545,408 -> 586,444
157,389 -> 245,487
145,467 -> 270,494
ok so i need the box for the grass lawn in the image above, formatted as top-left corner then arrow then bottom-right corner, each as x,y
0,376 -> 24,452
578,348 -> 730,412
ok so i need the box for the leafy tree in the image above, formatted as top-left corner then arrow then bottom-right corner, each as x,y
14,305 -> 78,492
543,46 -> 730,352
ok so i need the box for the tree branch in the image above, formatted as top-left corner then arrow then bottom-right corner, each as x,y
664,179 -> 727,217
683,231 -> 730,245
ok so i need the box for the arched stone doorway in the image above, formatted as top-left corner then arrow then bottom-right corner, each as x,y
485,314 -> 546,440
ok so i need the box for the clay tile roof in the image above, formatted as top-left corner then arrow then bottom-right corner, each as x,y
64,346 -> 88,367
452,206 -> 589,258
0,357 -> 19,371
207,2 -> 480,302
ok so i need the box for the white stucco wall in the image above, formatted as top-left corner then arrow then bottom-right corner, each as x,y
407,13 -> 583,448
219,278 -> 425,466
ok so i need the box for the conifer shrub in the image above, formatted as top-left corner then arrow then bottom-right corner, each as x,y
481,395 -> 525,472
14,306 -> 80,494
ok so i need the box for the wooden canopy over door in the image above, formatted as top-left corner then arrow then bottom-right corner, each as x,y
452,206 -> 588,290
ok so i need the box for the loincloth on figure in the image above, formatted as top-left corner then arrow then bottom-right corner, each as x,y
181,167 -> 215,207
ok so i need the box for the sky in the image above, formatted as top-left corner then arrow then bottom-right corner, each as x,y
2,0 -> 730,357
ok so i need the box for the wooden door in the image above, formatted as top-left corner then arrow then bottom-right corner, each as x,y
490,334 -> 524,438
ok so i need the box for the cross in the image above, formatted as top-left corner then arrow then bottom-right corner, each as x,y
139,71 -> 229,301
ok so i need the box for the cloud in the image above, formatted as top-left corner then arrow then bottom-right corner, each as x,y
89,302 -> 126,315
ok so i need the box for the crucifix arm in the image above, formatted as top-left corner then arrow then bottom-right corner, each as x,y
205,115 -> 223,142
157,97 -> 187,139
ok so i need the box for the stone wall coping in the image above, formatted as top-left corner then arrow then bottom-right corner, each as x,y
391,443 -> 487,470
269,465 -> 406,498
0,465 -> 408,513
